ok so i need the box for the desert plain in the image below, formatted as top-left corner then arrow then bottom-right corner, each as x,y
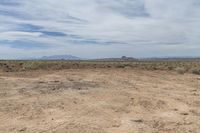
0,61 -> 200,133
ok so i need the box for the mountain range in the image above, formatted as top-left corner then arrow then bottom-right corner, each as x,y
38,55 -> 81,60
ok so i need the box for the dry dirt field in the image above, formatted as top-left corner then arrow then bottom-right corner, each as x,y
0,68 -> 200,133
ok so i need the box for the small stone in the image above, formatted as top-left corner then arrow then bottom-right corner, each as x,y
174,108 -> 178,111
19,127 -> 27,132
112,123 -> 120,127
180,112 -> 189,115
131,119 -> 143,123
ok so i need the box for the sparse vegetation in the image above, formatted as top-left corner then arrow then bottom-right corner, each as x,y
1,60 -> 200,75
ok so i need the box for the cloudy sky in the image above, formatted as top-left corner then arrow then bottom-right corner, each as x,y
0,0 -> 200,59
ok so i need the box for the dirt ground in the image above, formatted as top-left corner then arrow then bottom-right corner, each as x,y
0,69 -> 200,133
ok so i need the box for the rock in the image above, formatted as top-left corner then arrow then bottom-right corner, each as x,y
174,108 -> 178,111
180,112 -> 189,115
19,127 -> 27,132
112,123 -> 121,127
131,119 -> 143,123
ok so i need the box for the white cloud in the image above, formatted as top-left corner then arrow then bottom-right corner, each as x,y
0,0 -> 200,59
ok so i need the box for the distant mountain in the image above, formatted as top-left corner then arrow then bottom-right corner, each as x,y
39,55 -> 81,60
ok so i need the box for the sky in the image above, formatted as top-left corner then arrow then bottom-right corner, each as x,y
0,0 -> 200,59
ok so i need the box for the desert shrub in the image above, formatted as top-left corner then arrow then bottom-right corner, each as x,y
116,64 -> 125,68
167,66 -> 173,70
175,67 -> 187,74
191,68 -> 200,75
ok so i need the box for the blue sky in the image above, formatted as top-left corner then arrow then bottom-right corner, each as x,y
0,0 -> 200,59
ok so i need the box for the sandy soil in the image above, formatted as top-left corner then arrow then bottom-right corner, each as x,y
0,69 -> 200,133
